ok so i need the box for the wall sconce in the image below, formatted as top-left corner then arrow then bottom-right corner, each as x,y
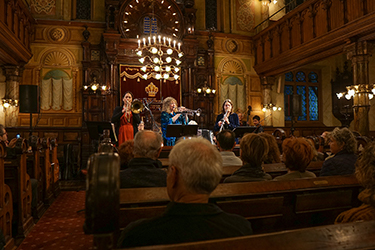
2,98 -> 18,108
83,77 -> 107,92
259,0 -> 277,5
196,82 -> 216,96
262,103 -> 282,112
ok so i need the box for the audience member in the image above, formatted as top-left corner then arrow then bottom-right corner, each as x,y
224,133 -> 271,183
320,127 -> 357,176
259,132 -> 281,164
216,130 -> 242,166
273,137 -> 316,181
252,115 -> 264,133
117,140 -> 134,169
335,141 -> 375,223
119,130 -> 166,188
117,137 -> 253,248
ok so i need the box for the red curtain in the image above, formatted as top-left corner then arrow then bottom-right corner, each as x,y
119,65 -> 181,104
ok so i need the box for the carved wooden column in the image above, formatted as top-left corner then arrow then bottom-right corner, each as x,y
3,65 -> 22,127
345,41 -> 373,136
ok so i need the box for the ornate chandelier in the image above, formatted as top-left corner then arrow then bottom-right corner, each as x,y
336,84 -> 375,102
136,35 -> 183,84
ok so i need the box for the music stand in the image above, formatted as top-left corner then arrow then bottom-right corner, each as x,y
85,121 -> 118,144
166,124 -> 198,138
233,126 -> 257,138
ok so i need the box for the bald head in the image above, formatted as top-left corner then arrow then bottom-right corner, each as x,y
133,130 -> 163,159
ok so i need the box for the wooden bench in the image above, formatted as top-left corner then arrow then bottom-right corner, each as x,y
49,138 -> 60,197
0,141 -> 16,250
122,220 -> 375,250
119,175 -> 361,234
4,139 -> 34,238
40,137 -> 55,206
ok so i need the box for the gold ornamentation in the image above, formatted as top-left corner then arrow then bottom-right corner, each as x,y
226,40 -> 239,53
44,51 -> 69,66
49,28 -> 65,42
145,82 -> 159,97
223,60 -> 243,74
31,0 -> 56,15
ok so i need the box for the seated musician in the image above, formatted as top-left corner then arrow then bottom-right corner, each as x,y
320,127 -> 357,176
117,137 -> 253,248
216,129 -> 242,167
119,130 -> 165,188
335,141 -> 375,223
252,115 -> 264,134
273,137 -> 316,181
259,133 -> 281,164
224,133 -> 272,183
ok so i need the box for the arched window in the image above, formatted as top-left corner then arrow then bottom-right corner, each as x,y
284,70 -> 320,122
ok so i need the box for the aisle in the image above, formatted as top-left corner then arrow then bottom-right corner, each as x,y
17,191 -> 93,250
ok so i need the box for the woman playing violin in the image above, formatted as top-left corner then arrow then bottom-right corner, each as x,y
160,97 -> 188,146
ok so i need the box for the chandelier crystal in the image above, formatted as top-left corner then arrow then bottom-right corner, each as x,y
136,35 -> 183,84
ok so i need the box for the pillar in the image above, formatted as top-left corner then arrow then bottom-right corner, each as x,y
3,65 -> 22,127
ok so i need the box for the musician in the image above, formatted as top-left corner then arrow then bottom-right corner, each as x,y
214,99 -> 240,133
253,115 -> 264,134
111,91 -> 142,146
160,97 -> 188,146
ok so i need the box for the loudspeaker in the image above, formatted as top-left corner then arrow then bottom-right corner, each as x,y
19,85 -> 40,113
285,94 -> 302,117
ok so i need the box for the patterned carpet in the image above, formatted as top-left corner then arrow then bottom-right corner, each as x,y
17,191 -> 93,250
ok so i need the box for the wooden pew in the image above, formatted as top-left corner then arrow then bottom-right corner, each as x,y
26,137 -> 46,219
49,138 -> 60,197
119,175 -> 361,235
0,141 -> 16,250
40,138 -> 54,206
4,139 -> 34,238
122,220 -> 375,250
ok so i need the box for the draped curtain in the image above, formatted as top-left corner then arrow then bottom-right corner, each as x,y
41,77 -> 73,111
220,76 -> 246,113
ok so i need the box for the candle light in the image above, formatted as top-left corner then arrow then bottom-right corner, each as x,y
143,38 -> 146,45
148,37 -> 151,45
163,37 -> 166,45
138,40 -> 141,48
153,36 -> 156,44
173,40 -> 176,48
178,43 -> 181,50
168,38 -> 171,46
158,35 -> 161,43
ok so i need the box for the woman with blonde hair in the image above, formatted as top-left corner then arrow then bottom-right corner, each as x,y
224,133 -> 271,183
335,141 -> 375,223
160,97 -> 188,146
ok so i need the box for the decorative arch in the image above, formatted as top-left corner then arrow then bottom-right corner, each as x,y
37,48 -> 78,112
216,58 -> 248,115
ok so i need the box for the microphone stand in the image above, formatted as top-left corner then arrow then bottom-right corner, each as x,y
143,98 -> 160,132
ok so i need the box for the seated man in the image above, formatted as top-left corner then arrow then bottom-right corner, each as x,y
120,130 -> 166,188
117,137 -> 253,248
216,129 -> 242,166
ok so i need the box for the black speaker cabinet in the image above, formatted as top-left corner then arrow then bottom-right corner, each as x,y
19,85 -> 40,113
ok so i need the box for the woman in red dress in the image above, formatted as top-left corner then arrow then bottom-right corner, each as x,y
111,91 -> 143,146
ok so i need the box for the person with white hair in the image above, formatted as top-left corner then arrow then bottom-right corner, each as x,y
119,130 -> 166,188
117,137 -> 253,248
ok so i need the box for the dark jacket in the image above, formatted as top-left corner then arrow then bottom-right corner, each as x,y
224,162 -> 272,183
320,150 -> 357,176
117,202 -> 253,248
111,106 -> 140,138
119,158 -> 166,188
214,113 -> 240,132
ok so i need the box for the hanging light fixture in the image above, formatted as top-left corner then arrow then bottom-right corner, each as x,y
83,77 -> 107,93
336,83 -> 375,104
136,35 -> 183,84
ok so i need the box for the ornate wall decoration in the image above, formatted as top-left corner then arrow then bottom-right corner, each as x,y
47,27 -> 69,43
225,39 -> 239,53
31,0 -> 56,15
44,51 -> 70,66
222,60 -> 244,74
236,0 -> 255,32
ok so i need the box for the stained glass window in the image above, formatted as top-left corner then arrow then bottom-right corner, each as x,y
309,86 -> 318,120
285,72 -> 293,82
284,85 -> 293,121
144,17 -> 158,35
296,71 -> 306,82
297,86 -> 307,121
284,70 -> 320,122
308,71 -> 318,83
